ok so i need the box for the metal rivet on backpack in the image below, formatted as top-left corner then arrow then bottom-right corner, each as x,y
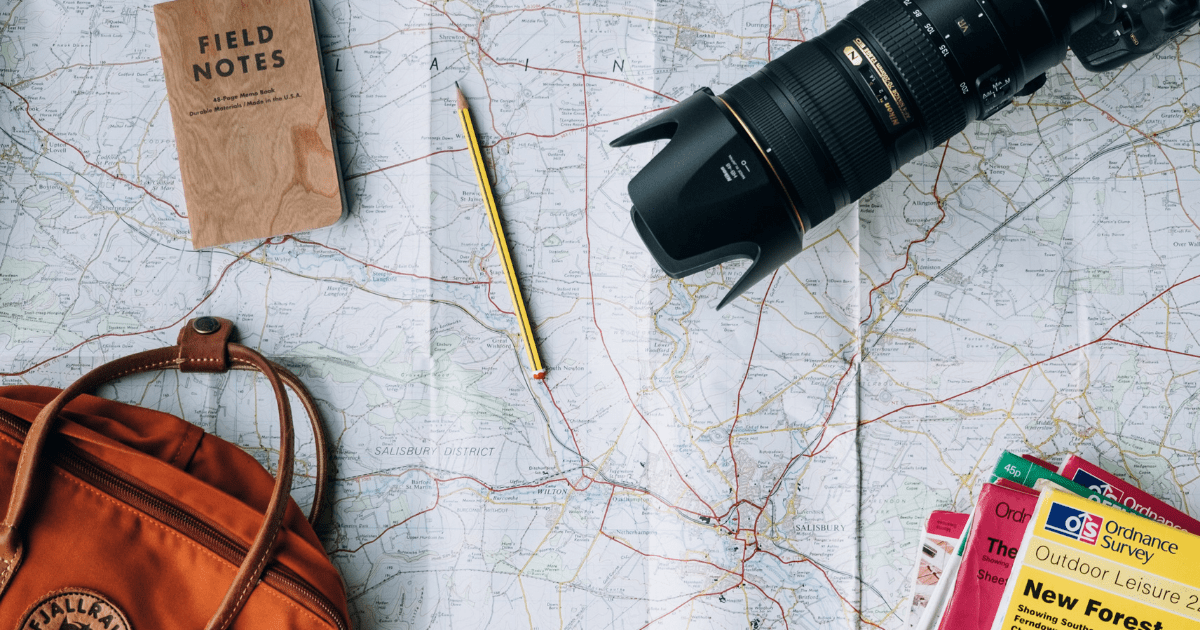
193,317 -> 221,334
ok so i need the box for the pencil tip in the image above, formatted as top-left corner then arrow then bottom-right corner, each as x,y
455,83 -> 467,110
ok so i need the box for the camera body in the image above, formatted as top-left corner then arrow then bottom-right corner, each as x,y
1073,0 -> 1200,71
613,0 -> 1200,308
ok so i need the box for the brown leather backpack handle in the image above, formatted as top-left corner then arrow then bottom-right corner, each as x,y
80,356 -> 331,526
0,317 -> 318,630
174,316 -> 329,526
234,360 -> 330,526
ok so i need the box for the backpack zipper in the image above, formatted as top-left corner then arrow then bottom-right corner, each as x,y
0,409 -> 348,630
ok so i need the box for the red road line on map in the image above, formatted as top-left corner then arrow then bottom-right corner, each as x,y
341,462 -> 731,533
575,6 -> 587,76
576,78 -> 716,520
729,271 -> 777,501
1144,143 -> 1197,231
767,0 -> 775,61
596,481 -> 735,560
416,0 -> 678,103
289,201 -> 512,316
595,479 -> 727,526
434,472 -> 582,492
0,240 -> 269,377
343,109 -> 668,181
328,473 -> 584,554
859,143 -> 950,326
11,58 -> 161,88
637,583 -> 743,630
803,354 -> 859,458
2,83 -> 186,219
472,240 -> 517,315
530,0 -> 717,517
744,355 -> 856,540
746,348 -> 857,537
321,25 -> 462,54
472,19 -> 506,139
483,58 -> 677,103
619,539 -> 878,630
598,484 -> 618,531
753,549 -> 885,629
1104,339 -> 1200,359
636,575 -> 788,630
331,470 -> 443,554
599,528 -> 740,576
807,563 -> 884,629
543,380 -> 590,478
279,235 -> 492,288
806,426 -> 858,459
604,474 -> 724,522
344,147 -> 466,181
1067,74 -> 1200,232
858,271 -> 1200,427
489,108 -> 671,145
486,59 -> 677,102
714,498 -> 766,524
602,482 -> 733,525
548,7 -> 599,488
742,579 -> 790,630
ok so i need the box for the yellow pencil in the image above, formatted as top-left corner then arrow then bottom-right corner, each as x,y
455,83 -> 547,380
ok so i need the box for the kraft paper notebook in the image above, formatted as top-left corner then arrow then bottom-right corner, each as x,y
154,0 -> 346,248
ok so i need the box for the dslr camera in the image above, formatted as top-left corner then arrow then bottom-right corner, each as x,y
613,0 -> 1200,307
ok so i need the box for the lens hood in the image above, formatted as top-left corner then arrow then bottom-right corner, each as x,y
611,89 -> 805,308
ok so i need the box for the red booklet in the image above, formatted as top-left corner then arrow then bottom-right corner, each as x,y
1058,453 -> 1200,533
935,483 -> 1038,630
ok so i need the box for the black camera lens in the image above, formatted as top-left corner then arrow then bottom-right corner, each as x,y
613,0 -> 1105,308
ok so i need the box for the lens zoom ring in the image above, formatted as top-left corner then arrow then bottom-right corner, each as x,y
723,79 -> 828,217
849,0 -> 967,146
766,43 -> 890,202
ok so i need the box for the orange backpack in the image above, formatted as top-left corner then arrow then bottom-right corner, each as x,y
0,317 -> 350,630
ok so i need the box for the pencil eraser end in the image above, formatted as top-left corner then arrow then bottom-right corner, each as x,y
533,370 -> 546,380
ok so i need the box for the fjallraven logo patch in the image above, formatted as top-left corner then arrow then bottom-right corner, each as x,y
16,590 -> 131,630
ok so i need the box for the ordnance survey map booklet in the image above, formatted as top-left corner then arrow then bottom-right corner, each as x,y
905,511 -> 970,627
990,489 -> 1200,630
925,454 -> 1149,630
936,482 -> 1037,630
1059,455 -> 1200,534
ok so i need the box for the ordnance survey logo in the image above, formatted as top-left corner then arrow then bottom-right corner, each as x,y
1070,469 -> 1124,501
18,589 -> 132,630
1045,502 -> 1104,545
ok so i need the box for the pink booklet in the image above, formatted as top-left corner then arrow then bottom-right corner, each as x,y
904,510 -> 969,627
935,483 -> 1038,630
1058,454 -> 1200,533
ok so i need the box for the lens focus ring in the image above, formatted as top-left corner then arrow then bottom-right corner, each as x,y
762,42 -> 892,203
848,0 -> 967,146
723,79 -> 833,220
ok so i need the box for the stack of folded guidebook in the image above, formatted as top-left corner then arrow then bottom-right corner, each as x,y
902,451 -> 1200,630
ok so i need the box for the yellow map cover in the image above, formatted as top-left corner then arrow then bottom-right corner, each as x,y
989,488 -> 1200,630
